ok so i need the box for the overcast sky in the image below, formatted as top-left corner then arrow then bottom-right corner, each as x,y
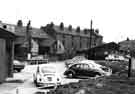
0,0 -> 135,43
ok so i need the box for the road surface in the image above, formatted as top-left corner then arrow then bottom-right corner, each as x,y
1,61 -> 80,94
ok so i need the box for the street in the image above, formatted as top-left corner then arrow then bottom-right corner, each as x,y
0,61 -> 80,94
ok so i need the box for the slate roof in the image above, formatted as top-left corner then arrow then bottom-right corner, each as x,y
119,40 -> 135,51
48,24 -> 102,38
0,27 -> 15,39
15,26 -> 51,39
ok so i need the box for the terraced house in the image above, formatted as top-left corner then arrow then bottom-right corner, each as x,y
40,21 -> 103,59
0,20 -> 103,60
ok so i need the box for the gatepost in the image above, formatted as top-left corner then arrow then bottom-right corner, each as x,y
128,57 -> 135,77
131,57 -> 135,70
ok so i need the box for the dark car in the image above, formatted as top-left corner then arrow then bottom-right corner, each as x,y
13,60 -> 25,72
65,56 -> 86,68
64,60 -> 112,78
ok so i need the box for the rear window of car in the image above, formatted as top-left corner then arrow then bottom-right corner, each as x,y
41,66 -> 56,73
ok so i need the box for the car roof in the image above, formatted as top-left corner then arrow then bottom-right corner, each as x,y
70,60 -> 102,68
79,60 -> 96,64
39,64 -> 55,69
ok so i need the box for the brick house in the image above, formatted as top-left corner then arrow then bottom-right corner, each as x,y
1,20 -> 103,60
41,22 -> 103,59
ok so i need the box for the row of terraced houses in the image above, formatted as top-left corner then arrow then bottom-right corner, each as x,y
0,20 -> 103,60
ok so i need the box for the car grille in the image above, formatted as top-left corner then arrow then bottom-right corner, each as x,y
47,77 -> 52,81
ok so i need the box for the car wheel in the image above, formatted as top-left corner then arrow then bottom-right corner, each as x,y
33,79 -> 36,84
34,80 -> 39,87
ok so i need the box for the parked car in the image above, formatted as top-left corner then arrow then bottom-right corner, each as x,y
64,60 -> 112,78
33,64 -> 61,89
28,59 -> 49,65
13,60 -> 25,72
65,56 -> 86,68
105,54 -> 127,61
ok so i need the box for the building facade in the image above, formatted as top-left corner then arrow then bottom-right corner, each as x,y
41,22 -> 103,59
0,20 -> 103,60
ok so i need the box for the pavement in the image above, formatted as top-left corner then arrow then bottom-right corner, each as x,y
0,61 -> 62,94
0,72 -> 28,94
0,72 -> 49,94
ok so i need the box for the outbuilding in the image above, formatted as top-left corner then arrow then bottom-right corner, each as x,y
0,28 -> 15,83
88,42 -> 119,60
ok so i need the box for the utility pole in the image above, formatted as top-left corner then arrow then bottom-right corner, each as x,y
89,20 -> 93,49
89,20 -> 95,59
128,57 -> 132,77
26,20 -> 32,59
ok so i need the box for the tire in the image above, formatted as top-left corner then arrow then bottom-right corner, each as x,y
34,80 -> 39,87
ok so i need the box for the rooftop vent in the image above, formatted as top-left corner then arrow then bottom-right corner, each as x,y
95,29 -> 99,34
84,29 -> 88,34
76,26 -> 80,33
17,20 -> 23,27
68,25 -> 72,31
50,22 -> 54,27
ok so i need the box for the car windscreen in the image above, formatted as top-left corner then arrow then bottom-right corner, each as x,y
41,66 -> 56,73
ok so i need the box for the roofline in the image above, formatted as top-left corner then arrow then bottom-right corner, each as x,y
0,27 -> 16,38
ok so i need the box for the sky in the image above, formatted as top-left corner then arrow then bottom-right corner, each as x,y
0,0 -> 135,43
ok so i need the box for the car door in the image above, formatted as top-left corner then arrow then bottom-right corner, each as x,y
86,64 -> 101,77
77,64 -> 85,77
71,64 -> 84,76
82,64 -> 90,77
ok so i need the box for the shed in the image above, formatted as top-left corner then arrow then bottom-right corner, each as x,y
87,42 -> 119,60
0,28 -> 15,83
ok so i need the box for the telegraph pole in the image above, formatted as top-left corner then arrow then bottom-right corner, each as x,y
89,20 -> 95,59
89,20 -> 93,49
26,20 -> 32,59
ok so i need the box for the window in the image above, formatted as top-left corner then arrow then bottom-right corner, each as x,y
71,36 -> 74,47
83,64 -> 89,70
71,64 -> 78,69
80,37 -> 82,48
62,39 -> 65,46
76,64 -> 80,68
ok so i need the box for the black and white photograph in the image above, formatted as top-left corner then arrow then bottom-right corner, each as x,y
0,0 -> 135,94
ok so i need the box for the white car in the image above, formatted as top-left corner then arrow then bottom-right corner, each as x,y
105,54 -> 127,62
33,64 -> 61,89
